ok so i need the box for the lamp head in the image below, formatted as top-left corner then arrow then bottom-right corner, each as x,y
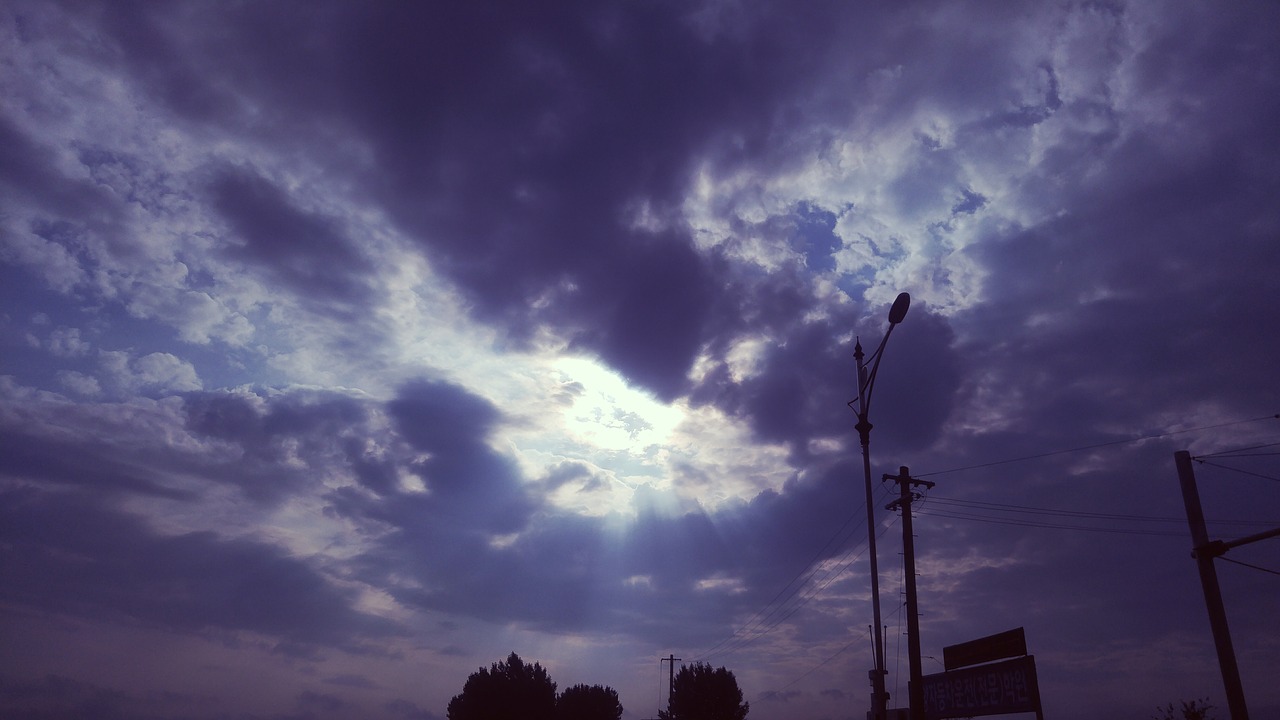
888,292 -> 911,325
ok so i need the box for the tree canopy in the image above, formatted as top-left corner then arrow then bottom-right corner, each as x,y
447,652 -> 557,720
446,653 -> 625,720
1152,698 -> 1216,720
658,663 -> 749,720
558,684 -> 624,720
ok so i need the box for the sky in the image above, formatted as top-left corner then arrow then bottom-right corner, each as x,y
1,2 -> 1278,719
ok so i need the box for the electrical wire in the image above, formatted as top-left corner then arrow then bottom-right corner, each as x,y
694,483 -> 903,664
692,508 -> 867,661
695,413 -> 1279,694
926,496 -> 1186,523
1219,556 -> 1280,576
914,508 -> 1188,537
923,496 -> 1277,528
694,512 -> 902,666
698,519 -> 894,664
1194,441 -> 1280,459
692,514 -> 869,663
914,414 -> 1279,479
756,637 -> 861,701
1194,460 -> 1280,484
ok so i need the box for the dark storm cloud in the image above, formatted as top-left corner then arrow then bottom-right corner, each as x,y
209,166 -> 374,311
389,380 -> 502,457
335,447 -> 894,650
342,500 -> 750,647
0,427 -> 193,499
387,379 -> 538,532
182,387 -> 383,504
0,115 -> 112,223
0,376 -> 742,647
564,234 -> 717,400
323,381 -> 603,632
0,674 -> 130,720
0,486 -> 398,650
689,279 -> 961,461
309,338 -> 960,649
71,1 -> 915,400
5,1 -> 1280,717
955,121 -> 1280,439
7,385 -> 391,513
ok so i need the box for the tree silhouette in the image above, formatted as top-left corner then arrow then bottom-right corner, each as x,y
558,683 -> 624,720
658,663 -> 748,720
447,652 -> 557,720
1152,698 -> 1216,720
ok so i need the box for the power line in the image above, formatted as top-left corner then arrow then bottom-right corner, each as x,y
756,637 -> 861,701
915,414 -> 1279,479
694,414 -> 1279,694
692,508 -> 867,661
926,496 -> 1185,523
693,484 -> 905,664
737,520 -> 915,703
1194,441 -> 1280,459
1194,459 -> 1280,484
1219,556 -> 1280,577
695,511 -> 902,666
696,519 -> 892,665
692,516 -> 867,662
924,495 -> 1278,528
914,508 -> 1188,537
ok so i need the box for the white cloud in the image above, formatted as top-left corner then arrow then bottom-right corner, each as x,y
0,227 -> 89,293
100,350 -> 203,395
57,370 -> 102,396
47,327 -> 92,357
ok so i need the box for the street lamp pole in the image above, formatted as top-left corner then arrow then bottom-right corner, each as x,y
850,292 -> 910,720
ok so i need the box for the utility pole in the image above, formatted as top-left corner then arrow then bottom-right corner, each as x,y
660,654 -> 681,714
885,465 -> 934,720
1174,451 -> 1249,720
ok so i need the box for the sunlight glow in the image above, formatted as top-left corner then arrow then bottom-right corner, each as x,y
552,356 -> 684,453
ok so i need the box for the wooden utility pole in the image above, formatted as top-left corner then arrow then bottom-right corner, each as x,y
1175,450 -> 1249,720
885,466 -> 934,720
660,654 -> 681,713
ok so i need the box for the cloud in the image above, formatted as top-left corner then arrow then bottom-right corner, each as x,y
102,350 -> 203,395
46,327 -> 91,357
209,166 -> 375,313
0,486 -> 400,651
56,370 -> 101,396
385,379 -> 539,532
0,674 -> 131,720
385,698 -> 443,720
0,114 -> 118,230
2,2 -> 1279,720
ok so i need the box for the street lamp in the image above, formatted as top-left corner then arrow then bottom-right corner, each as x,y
850,292 -> 910,720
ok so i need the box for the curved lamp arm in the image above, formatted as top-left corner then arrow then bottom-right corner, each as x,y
853,292 -> 911,422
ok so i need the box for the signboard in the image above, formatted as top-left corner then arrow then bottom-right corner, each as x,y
921,655 -> 1041,720
943,627 -> 1028,670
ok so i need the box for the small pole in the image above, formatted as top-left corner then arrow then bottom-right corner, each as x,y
1175,450 -> 1249,720
661,654 -> 681,712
